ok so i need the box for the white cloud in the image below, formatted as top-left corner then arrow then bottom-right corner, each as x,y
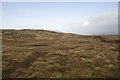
83,21 -> 89,26
66,9 -> 118,35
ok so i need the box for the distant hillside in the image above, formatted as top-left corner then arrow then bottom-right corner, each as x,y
2,29 -> 119,78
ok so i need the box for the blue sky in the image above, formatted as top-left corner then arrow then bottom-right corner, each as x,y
1,0 -> 119,2
2,2 -> 118,35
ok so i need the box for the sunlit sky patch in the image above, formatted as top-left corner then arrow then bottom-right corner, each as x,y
2,2 -> 118,35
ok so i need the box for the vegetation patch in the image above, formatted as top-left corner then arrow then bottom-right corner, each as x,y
2,29 -> 119,78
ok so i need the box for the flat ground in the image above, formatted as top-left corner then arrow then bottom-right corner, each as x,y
2,29 -> 119,78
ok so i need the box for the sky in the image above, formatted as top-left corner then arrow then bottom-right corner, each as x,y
2,2 -> 118,35
1,0 -> 119,2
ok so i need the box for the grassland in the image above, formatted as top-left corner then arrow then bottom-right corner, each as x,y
2,29 -> 119,78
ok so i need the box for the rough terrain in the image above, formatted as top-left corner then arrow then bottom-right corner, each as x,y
2,29 -> 119,78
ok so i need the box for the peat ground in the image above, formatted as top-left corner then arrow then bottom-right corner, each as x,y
2,29 -> 119,78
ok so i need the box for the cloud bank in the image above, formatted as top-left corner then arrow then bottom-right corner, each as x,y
64,9 -> 118,35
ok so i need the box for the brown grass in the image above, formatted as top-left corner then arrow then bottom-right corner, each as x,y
2,29 -> 119,78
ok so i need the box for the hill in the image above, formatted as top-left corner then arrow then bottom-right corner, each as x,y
2,29 -> 119,78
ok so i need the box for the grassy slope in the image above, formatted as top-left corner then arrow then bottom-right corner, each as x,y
2,29 -> 119,78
